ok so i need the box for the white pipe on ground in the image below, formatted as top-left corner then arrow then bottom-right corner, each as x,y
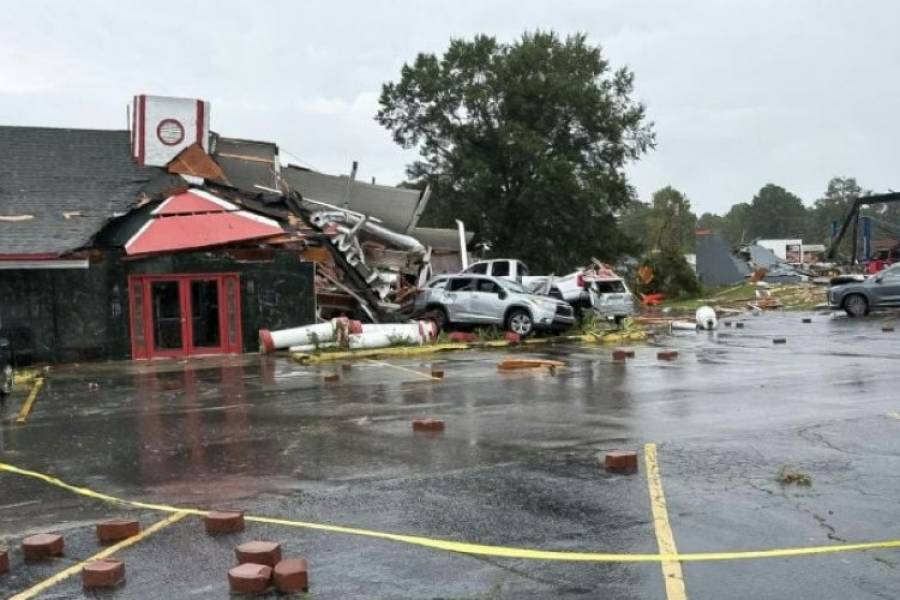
259,317 -> 361,353
286,321 -> 438,353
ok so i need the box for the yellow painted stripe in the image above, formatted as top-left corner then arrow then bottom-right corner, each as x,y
293,343 -> 469,363
9,511 -> 189,600
3,461 -> 900,563
364,358 -> 442,382
292,329 -> 648,363
645,443 -> 688,599
15,377 -> 44,424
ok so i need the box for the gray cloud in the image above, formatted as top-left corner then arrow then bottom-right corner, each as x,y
1,0 -> 897,215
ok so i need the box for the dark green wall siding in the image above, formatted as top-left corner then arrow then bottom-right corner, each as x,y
0,250 -> 315,364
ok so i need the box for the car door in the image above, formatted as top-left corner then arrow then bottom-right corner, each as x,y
444,277 -> 477,320
873,268 -> 900,306
469,278 -> 505,324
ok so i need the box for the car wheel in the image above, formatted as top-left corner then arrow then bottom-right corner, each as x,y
0,365 -> 11,396
843,294 -> 869,318
424,306 -> 449,332
506,309 -> 534,337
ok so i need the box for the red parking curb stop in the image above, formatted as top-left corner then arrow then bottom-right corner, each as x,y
82,558 -> 125,589
22,533 -> 64,561
0,548 -> 8,574
228,563 -> 272,595
96,519 -> 140,544
205,511 -> 245,534
605,451 -> 638,474
274,558 -> 309,593
323,374 -> 340,383
657,350 -> 678,361
612,348 -> 635,361
412,419 -> 445,432
504,332 -> 521,344
235,541 -> 282,567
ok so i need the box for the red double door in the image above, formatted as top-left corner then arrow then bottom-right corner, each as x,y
129,274 -> 242,359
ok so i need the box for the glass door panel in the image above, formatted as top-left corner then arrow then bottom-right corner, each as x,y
151,281 -> 183,351
190,279 -> 222,350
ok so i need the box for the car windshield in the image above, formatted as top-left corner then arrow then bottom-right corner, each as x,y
499,279 -> 529,294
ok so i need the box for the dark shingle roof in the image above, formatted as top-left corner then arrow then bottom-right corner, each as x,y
0,126 -> 161,255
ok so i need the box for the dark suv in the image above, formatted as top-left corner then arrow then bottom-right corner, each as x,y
828,263 -> 900,317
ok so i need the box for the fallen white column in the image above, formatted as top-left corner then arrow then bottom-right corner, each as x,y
287,320 -> 438,353
259,317 -> 361,353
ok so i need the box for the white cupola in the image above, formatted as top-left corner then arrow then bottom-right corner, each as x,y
131,94 -> 210,167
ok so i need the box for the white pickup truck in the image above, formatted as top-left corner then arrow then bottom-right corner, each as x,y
460,259 -> 635,322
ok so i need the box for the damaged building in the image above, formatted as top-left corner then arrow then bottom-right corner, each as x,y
0,94 -> 467,364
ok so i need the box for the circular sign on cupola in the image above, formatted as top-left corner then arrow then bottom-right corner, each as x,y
156,118 -> 185,146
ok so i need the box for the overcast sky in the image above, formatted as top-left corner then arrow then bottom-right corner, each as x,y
1,1 -> 898,215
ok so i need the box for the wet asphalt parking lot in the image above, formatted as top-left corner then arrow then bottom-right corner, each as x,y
1,311 -> 900,599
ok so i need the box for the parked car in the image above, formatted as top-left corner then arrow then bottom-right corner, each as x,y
0,336 -> 12,397
586,276 -> 635,323
828,263 -> 900,317
416,274 -> 575,336
461,258 -> 635,322
461,259 -> 526,280
462,259 -> 582,301
411,275 -> 451,315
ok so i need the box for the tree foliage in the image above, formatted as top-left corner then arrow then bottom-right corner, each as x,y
746,184 -> 807,240
376,31 -> 655,272
620,186 -> 697,254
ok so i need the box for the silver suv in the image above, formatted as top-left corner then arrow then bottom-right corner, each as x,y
417,275 -> 575,336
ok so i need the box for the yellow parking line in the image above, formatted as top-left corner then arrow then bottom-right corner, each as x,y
364,358 -> 442,381
15,377 -> 44,424
9,511 -> 190,600
645,443 -> 688,600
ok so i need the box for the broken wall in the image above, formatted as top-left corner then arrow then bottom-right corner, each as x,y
0,253 -> 128,364
0,249 -> 315,364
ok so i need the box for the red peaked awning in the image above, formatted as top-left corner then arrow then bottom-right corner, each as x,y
124,190 -> 283,255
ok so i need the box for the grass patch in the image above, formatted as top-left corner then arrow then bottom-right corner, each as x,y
662,283 -> 826,312
776,465 -> 812,486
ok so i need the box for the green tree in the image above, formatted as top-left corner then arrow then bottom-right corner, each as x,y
647,186 -> 697,253
697,212 -> 725,235
746,184 -> 806,240
618,199 -> 653,253
806,177 -> 864,245
722,202 -> 751,244
376,31 -> 655,273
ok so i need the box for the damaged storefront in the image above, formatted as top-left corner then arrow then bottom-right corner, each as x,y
0,94 -> 466,364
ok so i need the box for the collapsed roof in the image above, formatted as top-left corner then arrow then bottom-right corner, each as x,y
280,166 -> 428,233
